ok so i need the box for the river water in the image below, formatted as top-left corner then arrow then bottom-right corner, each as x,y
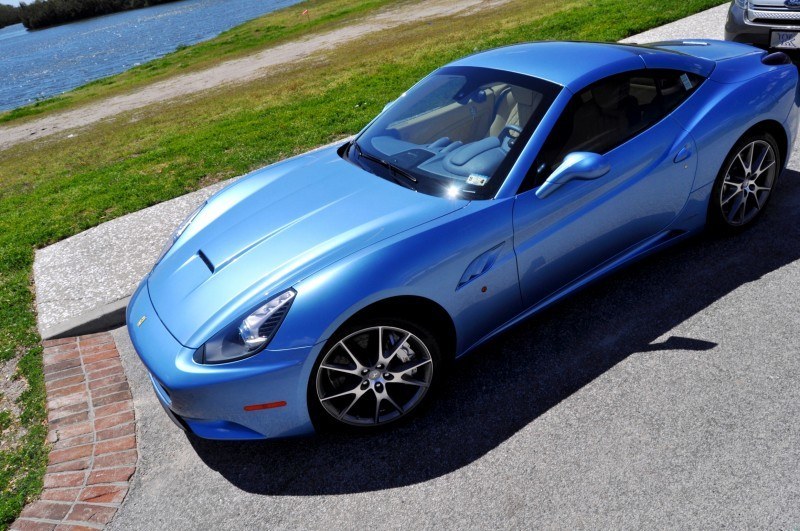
0,0 -> 300,111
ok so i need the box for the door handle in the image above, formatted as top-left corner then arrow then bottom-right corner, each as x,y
674,143 -> 693,163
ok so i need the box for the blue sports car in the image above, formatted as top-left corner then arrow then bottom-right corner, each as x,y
128,40 -> 799,440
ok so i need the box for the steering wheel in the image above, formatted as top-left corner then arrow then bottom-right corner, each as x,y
498,124 -> 522,149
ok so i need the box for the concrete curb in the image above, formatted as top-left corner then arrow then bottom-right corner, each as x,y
11,333 -> 137,531
42,298 -> 130,340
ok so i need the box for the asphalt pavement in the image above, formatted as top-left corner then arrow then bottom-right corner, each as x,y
105,4 -> 800,529
111,168 -> 800,527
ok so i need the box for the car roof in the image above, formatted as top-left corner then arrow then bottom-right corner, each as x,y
448,41 -> 715,92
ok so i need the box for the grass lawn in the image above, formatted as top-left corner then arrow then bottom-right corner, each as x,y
0,0 -> 726,526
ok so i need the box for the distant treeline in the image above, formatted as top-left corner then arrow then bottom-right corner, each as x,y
0,4 -> 21,29
18,0 -> 182,30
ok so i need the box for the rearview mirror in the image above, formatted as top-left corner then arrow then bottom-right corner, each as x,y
535,152 -> 610,199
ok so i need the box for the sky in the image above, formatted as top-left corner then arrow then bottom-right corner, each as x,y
1,0 -> 19,5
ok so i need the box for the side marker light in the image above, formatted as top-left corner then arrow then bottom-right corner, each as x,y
244,401 -> 287,411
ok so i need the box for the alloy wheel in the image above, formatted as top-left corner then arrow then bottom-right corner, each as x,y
719,139 -> 776,226
315,326 -> 434,426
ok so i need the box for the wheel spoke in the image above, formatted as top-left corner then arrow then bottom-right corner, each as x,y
395,377 -> 430,389
339,388 -> 367,419
338,341 -> 364,370
320,363 -> 361,376
383,393 -> 403,414
756,160 -> 775,179
753,150 -> 775,180
320,385 -> 360,402
727,193 -> 745,223
752,144 -> 768,175
740,194 -> 749,221
752,192 -> 762,210
396,358 -> 432,378
754,160 -> 775,179
721,186 -> 740,206
374,394 -> 382,423
746,141 -> 755,173
736,152 -> 749,174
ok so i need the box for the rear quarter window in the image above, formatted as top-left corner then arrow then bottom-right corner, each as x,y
653,70 -> 704,114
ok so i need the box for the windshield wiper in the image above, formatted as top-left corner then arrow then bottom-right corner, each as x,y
351,140 -> 417,190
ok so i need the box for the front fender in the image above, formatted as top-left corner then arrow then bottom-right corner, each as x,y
267,198 -> 522,358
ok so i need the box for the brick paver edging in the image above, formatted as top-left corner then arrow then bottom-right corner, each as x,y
12,332 -> 137,531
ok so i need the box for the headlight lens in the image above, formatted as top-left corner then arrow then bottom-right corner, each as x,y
195,289 -> 296,364
155,202 -> 206,264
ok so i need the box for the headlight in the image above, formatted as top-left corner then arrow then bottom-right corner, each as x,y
194,289 -> 296,364
155,202 -> 205,264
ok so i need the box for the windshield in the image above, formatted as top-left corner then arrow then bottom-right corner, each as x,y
345,66 -> 561,199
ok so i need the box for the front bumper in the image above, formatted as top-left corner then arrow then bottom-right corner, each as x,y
126,279 -> 318,440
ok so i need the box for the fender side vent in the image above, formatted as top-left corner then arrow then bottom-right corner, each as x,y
457,242 -> 505,290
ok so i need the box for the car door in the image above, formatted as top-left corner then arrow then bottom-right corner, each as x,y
512,69 -> 702,308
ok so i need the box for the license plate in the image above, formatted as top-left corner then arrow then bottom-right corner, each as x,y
771,31 -> 800,49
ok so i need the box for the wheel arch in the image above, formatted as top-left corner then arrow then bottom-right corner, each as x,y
342,295 -> 458,361
704,120 -> 784,231
742,119 -> 789,169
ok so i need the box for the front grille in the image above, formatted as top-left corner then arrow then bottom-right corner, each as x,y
750,8 -> 800,21
751,0 -> 795,7
753,0 -> 789,5
748,0 -> 800,25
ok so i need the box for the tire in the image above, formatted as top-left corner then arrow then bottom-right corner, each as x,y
708,131 -> 782,234
307,317 -> 441,433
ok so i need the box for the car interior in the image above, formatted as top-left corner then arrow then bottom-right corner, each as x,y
528,70 -> 701,188
368,81 -> 546,186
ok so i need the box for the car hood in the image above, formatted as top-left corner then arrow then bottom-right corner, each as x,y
148,146 -> 468,348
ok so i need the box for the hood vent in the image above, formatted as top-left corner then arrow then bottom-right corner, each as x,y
197,250 -> 214,273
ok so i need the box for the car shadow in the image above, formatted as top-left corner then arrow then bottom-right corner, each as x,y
189,170 -> 800,496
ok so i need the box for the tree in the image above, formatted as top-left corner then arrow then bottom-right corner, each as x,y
17,0 -> 180,30
0,4 -> 21,29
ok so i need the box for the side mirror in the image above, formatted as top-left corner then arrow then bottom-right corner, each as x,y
535,152 -> 610,199
383,100 -> 396,112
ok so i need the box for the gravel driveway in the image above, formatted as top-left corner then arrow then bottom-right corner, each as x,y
109,5 -> 800,529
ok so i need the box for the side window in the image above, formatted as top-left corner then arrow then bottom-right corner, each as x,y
653,70 -> 703,115
521,69 -> 703,192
